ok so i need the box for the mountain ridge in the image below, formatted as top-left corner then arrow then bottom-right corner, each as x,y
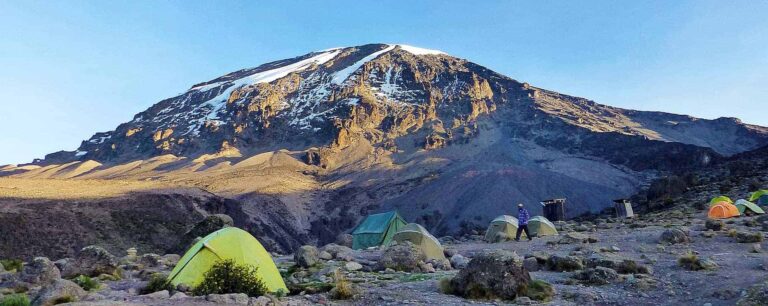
3,43 -> 768,251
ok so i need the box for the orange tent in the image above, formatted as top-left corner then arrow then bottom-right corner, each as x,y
708,202 -> 740,219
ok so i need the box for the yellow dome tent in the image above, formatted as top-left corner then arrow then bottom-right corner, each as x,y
484,215 -> 519,242
709,196 -> 733,206
749,190 -> 768,206
167,227 -> 287,293
391,223 -> 446,261
528,216 -> 559,237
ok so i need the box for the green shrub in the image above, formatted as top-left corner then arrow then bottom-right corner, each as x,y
72,275 -> 100,291
192,259 -> 267,297
140,273 -> 172,295
0,294 -> 30,306
524,279 -> 555,302
0,259 -> 23,272
329,269 -> 355,300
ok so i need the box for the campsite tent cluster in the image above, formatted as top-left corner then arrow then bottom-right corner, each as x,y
707,190 -> 768,219
166,209 -> 564,295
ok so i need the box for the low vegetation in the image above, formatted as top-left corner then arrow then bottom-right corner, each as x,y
140,273 -> 172,295
329,269 -> 355,300
523,279 -> 555,302
0,294 -> 30,306
193,259 -> 267,297
0,259 -> 23,272
678,252 -> 717,271
72,275 -> 100,291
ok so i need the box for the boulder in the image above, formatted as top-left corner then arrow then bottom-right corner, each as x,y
376,242 -> 425,272
322,243 -> 354,261
418,262 -> 436,273
523,257 -> 540,272
21,257 -> 61,285
334,233 -> 354,248
206,293 -> 249,305
450,254 -> 469,269
62,246 -> 119,278
444,248 -> 458,258
429,258 -> 452,270
32,279 -> 87,306
294,245 -> 319,268
573,267 -> 620,285
659,228 -> 689,244
447,250 -> 531,300
546,255 -> 584,272
170,292 -> 188,299
616,259 -> 652,275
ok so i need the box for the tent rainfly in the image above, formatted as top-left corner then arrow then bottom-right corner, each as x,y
484,215 -> 519,242
709,196 -> 733,206
351,211 -> 407,250
167,227 -> 287,293
391,223 -> 446,261
734,199 -> 765,215
708,202 -> 740,219
528,216 -> 559,237
750,190 -> 768,206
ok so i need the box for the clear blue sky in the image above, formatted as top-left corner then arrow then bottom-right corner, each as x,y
1,1 -> 766,165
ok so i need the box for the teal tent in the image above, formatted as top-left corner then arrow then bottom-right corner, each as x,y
351,211 -> 407,250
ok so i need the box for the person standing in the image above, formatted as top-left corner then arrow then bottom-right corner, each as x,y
515,203 -> 532,241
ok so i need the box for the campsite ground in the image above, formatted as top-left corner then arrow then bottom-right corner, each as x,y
42,208 -> 767,305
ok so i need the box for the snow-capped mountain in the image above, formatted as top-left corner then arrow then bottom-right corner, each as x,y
38,43 -> 766,166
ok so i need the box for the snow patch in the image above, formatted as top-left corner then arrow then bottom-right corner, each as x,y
331,45 -> 396,85
74,150 -> 87,157
396,44 -> 446,55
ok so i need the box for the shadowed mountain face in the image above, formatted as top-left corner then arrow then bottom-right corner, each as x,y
3,43 -> 768,253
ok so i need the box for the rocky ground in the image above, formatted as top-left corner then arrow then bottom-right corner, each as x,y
2,201 -> 768,306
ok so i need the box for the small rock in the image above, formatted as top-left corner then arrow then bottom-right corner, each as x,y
161,254 -> 181,266
450,254 -> 469,269
250,295 -> 273,306
345,261 -> 363,271
334,233 -> 354,248
318,251 -> 333,260
170,292 -> 188,299
443,247 -> 458,258
142,290 -> 170,299
418,262 -> 436,273
705,219 -> 725,231
61,245 -> 119,278
514,296 -> 533,305
751,243 -> 762,253
139,253 -> 162,268
546,255 -> 584,272
206,293 -> 249,305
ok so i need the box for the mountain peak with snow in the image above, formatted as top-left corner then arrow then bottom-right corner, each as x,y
33,43 -> 768,167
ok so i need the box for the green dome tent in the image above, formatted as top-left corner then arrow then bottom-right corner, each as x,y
749,190 -> 768,206
391,223 -> 446,261
484,215 -> 519,242
528,216 -> 559,237
351,211 -> 407,250
167,227 -> 287,293
709,196 -> 733,206
735,199 -> 765,215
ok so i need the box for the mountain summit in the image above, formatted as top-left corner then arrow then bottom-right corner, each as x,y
5,43 -> 768,251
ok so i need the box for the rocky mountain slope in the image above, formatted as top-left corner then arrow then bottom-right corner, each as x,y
2,43 -> 768,253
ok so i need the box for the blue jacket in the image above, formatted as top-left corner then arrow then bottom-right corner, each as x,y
518,207 -> 530,225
